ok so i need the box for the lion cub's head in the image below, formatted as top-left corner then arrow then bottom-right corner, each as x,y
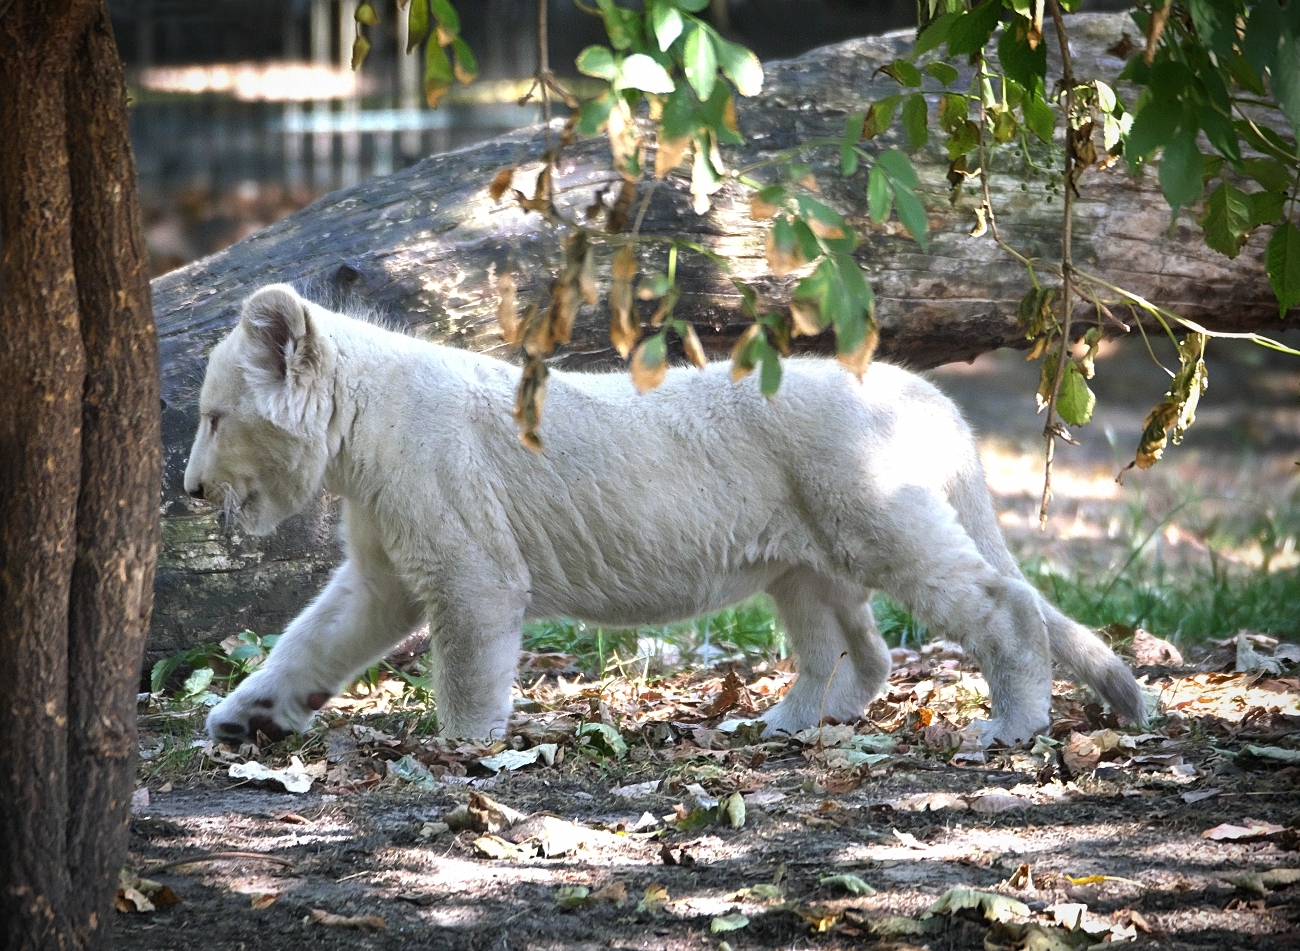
184,284 -> 336,535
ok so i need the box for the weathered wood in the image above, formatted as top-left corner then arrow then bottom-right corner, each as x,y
150,13 -> 1294,666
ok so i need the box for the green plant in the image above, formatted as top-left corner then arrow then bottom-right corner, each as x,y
149,629 -> 279,702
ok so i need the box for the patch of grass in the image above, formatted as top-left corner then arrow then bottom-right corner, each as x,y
1027,558 -> 1300,645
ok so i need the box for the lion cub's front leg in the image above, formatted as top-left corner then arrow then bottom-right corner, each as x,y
207,549 -> 422,744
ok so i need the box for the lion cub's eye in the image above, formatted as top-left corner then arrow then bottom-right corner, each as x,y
208,413 -> 222,434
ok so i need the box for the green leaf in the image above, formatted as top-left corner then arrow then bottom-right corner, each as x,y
407,0 -> 429,54
938,92 -> 968,133
1249,189 -> 1285,227
1095,80 -> 1117,114
914,10 -> 963,56
861,95 -> 900,139
1266,221 -> 1300,316
355,3 -> 379,26
881,59 -> 924,88
1244,157 -> 1292,192
867,166 -> 892,223
430,0 -> 460,36
790,216 -> 821,261
758,340 -> 782,396
1271,24 -> 1300,137
576,45 -> 617,80
902,92 -> 928,149
1243,0 -> 1282,76
997,16 -> 1047,94
1188,0 -> 1237,59
577,721 -> 628,759
576,93 -> 613,135
351,33 -> 371,71
925,61 -> 960,86
716,36 -> 764,97
621,53 -> 676,94
890,183 -> 929,249
423,39 -> 454,107
659,84 -> 697,141
596,0 -> 635,49
1056,361 -> 1096,426
876,148 -> 920,189
180,666 -> 215,700
1125,94 -> 1182,165
676,0 -> 710,11
1022,92 -> 1055,143
947,0 -> 1003,57
452,36 -> 477,84
1199,181 -> 1252,259
651,2 -> 683,51
841,143 -> 860,177
683,24 -> 718,102
833,252 -> 873,314
1158,126 -> 1205,214
697,84 -> 744,144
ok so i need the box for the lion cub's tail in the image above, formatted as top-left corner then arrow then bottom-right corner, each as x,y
1041,601 -> 1148,725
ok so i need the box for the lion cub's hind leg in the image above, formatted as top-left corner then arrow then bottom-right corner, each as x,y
756,570 -> 891,737
870,488 -> 1053,746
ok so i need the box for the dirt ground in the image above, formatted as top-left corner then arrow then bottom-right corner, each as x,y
116,336 -> 1300,951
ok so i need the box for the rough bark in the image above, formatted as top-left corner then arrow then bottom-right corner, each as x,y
148,13 -> 1295,664
65,1 -> 162,940
0,1 -> 160,948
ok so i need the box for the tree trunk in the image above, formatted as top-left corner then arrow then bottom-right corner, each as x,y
0,1 -> 161,948
148,12 -> 1293,665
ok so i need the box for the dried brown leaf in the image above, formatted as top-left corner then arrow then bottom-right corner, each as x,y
730,324 -> 762,381
578,246 -> 599,306
789,300 -> 824,337
609,245 -> 639,358
750,195 -> 779,221
655,136 -> 692,179
488,167 -> 515,202
497,272 -> 520,345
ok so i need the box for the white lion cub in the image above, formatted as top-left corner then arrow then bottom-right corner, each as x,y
187,285 -> 1144,746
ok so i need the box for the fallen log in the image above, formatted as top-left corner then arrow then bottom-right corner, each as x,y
149,12 -> 1293,667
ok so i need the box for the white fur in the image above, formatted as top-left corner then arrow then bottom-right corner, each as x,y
186,284 -> 1145,746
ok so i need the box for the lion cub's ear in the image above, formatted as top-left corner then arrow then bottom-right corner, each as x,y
238,284 -> 325,427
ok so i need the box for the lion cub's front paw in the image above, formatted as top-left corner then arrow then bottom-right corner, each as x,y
972,716 -> 1049,748
206,673 -> 331,744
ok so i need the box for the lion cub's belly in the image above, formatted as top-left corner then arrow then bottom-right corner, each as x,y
526,561 -> 783,626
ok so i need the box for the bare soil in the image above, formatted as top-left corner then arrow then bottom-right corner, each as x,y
117,337 -> 1300,951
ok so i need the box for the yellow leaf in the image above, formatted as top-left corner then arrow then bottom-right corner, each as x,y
637,883 -> 670,914
681,323 -> 708,368
750,195 -> 778,221
631,338 -> 668,393
764,229 -> 807,278
250,892 -> 279,910
836,325 -> 878,380
730,324 -> 762,381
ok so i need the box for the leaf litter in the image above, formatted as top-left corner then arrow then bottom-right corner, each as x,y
121,633 -> 1300,950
